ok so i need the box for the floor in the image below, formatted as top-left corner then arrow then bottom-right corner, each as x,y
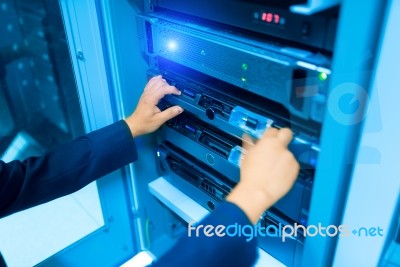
0,182 -> 104,267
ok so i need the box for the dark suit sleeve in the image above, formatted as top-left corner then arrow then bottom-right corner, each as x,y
0,120 -> 137,219
152,202 -> 258,267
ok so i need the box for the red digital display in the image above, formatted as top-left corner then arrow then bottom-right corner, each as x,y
261,12 -> 281,24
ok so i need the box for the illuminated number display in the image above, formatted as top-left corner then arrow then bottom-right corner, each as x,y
261,12 -> 284,25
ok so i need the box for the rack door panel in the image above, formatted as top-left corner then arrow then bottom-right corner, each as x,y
0,0 -> 137,266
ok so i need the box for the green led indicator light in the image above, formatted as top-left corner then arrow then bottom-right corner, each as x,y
242,63 -> 248,71
319,72 -> 328,81
241,77 -> 247,82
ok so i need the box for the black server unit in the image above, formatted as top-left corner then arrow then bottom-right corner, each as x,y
137,1 -> 339,265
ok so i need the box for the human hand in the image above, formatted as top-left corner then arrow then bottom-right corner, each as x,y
226,128 -> 300,224
125,75 -> 183,138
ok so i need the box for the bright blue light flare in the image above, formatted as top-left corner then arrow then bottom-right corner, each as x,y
167,40 -> 178,51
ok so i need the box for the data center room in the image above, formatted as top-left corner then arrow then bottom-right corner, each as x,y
0,0 -> 399,267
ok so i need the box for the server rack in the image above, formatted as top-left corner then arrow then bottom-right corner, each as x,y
15,0 -> 398,266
